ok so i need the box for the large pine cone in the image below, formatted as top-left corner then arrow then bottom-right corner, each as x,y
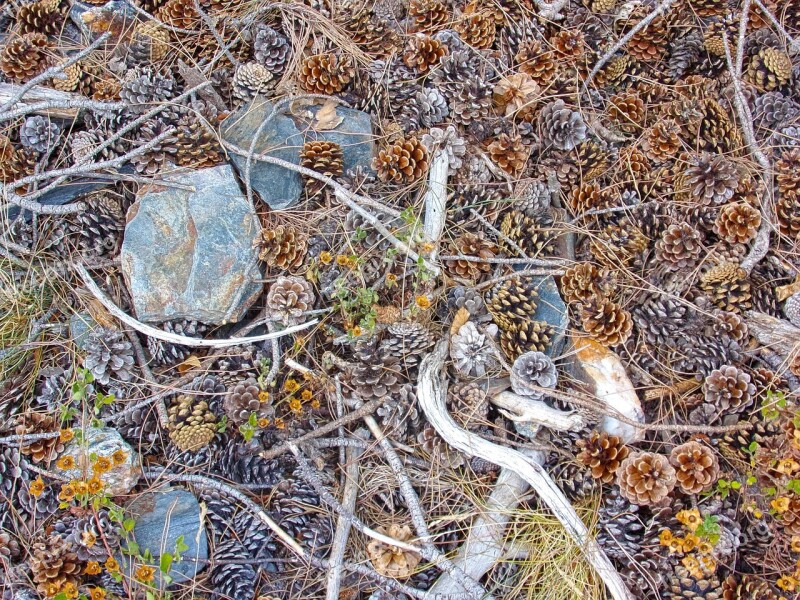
29,534 -> 82,596
444,233 -> 497,281
259,224 -> 307,271
617,451 -> 676,506
298,53 -> 354,94
745,47 -> 793,91
580,296 -> 633,346
167,394 -> 218,452
486,275 -> 539,331
539,99 -> 587,151
703,364 -> 756,413
681,152 -> 739,206
655,222 -> 704,269
408,0 -> 450,32
373,136 -> 429,183
669,441 -> 719,494
403,34 -> 447,73
453,5 -> 496,49
0,33 -> 53,83
576,431 -> 629,483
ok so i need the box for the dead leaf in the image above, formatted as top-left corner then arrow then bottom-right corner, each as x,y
450,307 -> 470,336
313,99 -> 344,130
177,355 -> 202,374
776,276 -> 800,302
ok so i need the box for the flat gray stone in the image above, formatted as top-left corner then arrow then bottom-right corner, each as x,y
120,165 -> 262,325
119,488 -> 207,588
528,275 -> 569,357
221,98 -> 375,210
69,312 -> 99,351
56,427 -> 140,495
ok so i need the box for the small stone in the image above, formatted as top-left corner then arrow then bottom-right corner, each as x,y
524,275 -> 569,357
69,312 -> 100,351
56,427 -> 140,495
118,488 -> 208,588
120,165 -> 263,325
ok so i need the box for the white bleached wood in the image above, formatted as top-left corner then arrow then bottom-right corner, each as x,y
490,391 -> 587,431
423,150 -> 449,258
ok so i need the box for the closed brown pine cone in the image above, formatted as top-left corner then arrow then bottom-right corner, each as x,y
403,34 -> 447,73
0,33 -> 53,83
576,431 -> 629,483
444,233 -> 497,281
580,296 -> 633,346
616,451 -> 676,506
259,224 -> 307,271
487,134 -> 527,176
715,203 -> 761,244
669,441 -> 719,494
373,136 -> 429,183
298,53 -> 354,94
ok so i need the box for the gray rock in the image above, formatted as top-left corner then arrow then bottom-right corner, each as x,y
56,427 -> 140,495
220,97 -> 375,210
119,488 -> 208,588
120,165 -> 263,325
69,311 -> 99,351
528,275 -> 569,357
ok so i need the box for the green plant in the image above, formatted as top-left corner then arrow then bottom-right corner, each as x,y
695,515 -> 721,544
333,279 -> 378,333
761,390 -> 787,421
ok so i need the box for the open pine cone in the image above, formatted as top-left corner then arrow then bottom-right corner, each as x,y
29,534 -> 82,597
15,412 -> 63,464
715,203 -> 762,244
366,524 -> 421,579
403,34 -> 447,73
580,296 -> 633,346
576,431 -> 629,483
669,441 -> 719,494
0,33 -> 53,83
617,451 -> 676,506
298,53 -> 354,94
259,225 -> 307,271
654,222 -> 704,269
224,378 -> 273,425
408,0 -> 449,32
168,394 -> 218,452
745,47 -> 793,91
700,262 -> 752,313
453,5 -> 496,49
487,134 -> 527,176
444,233 -> 497,281
266,276 -> 315,324
703,364 -> 756,413
373,136 -> 429,183
300,140 -> 344,196
559,262 -> 615,305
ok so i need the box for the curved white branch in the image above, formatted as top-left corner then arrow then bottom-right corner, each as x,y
491,391 -> 586,431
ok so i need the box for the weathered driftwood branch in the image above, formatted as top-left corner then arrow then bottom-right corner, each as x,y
417,340 -> 633,600
746,311 -> 800,357
430,467 -> 531,595
423,149 -> 449,257
490,391 -> 587,431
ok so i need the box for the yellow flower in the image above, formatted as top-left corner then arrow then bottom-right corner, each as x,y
258,390 -> 270,403
59,483 -> 76,502
415,295 -> 431,310
310,398 -> 321,410
89,588 -> 107,600
82,530 -> 97,548
105,557 -> 120,573
257,418 -> 270,428
773,497 -> 791,513
698,555 -> 716,575
136,565 -> 157,582
777,576 -> 798,592
73,480 -> 88,495
319,251 -> 333,265
335,255 -> 349,267
345,256 -> 358,269
792,536 -> 800,553
777,458 -> 800,475
44,582 -> 61,597
676,509 -> 702,532
61,581 -> 79,599
85,561 -> 102,575
284,379 -> 300,393
350,326 -> 363,337
111,449 -> 128,465
301,389 -> 313,401
681,555 -> 702,579
59,428 -> 75,443
668,537 -> 683,554
87,476 -> 104,495
385,273 -> 398,287
56,455 -> 76,470
274,417 -> 286,430
659,530 -> 673,546
682,533 -> 699,552
92,456 -> 112,474
29,477 -> 45,497
289,397 -> 303,414
420,241 -> 436,253
697,541 -> 714,555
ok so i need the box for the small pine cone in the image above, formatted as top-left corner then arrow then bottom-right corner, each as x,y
607,92 -> 645,133
128,21 -> 170,64
408,0 -> 449,32
703,364 -> 756,413
265,275 -> 315,324
745,47 -> 793,91
373,136 -> 429,183
710,310 -> 749,342
633,295 -> 689,345
642,118 -> 681,163
687,0 -> 727,16
232,62 -> 275,101
669,441 -> 719,494
668,31 -> 703,79
515,40 -> 557,87
700,262 -> 752,313
29,534 -> 82,596
492,73 -> 540,120
258,224 -> 307,271
623,9 -> 668,62
683,152 -> 739,206
379,322 -> 435,369
580,296 -> 633,346
754,91 -> 799,130
131,118 -> 177,175
120,68 -> 175,110
173,110 -> 225,168
539,99 -> 587,151
444,233 -> 497,281
155,0 -> 200,28
298,53 -> 354,94
667,565 -> 722,599
715,203 -> 761,244
168,394 -> 218,452
82,327 -> 135,386
487,134 -> 527,176
68,509 -> 120,561
566,181 -> 610,216
515,178 -> 551,217
17,0 -> 67,35
498,209 -> 554,257
450,321 -> 500,377
0,33 -> 53,83
616,451 -> 676,506
350,359 -> 403,401
510,351 -> 557,397
147,319 -> 206,366
590,221 -> 649,268
448,381 -> 488,429
367,524 -> 421,579
499,319 -> 554,359
776,148 -> 800,198
431,49 -> 481,100
655,222 -> 704,269
417,422 -> 466,468
776,190 -> 800,237
19,115 -> 59,154
403,35 -> 447,73
485,275 -> 539,330
0,530 -> 20,562
551,459 -> 600,501
0,447 -> 23,496
253,25 -> 291,74
453,7 -> 496,50
559,262 -> 614,305
300,140 -> 344,195
223,377 -> 272,425
15,412 -> 62,464
576,431 -> 629,483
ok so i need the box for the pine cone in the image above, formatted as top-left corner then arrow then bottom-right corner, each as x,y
703,364 -> 756,413
128,20 -> 170,64
514,178 -> 551,217
209,538 -> 256,600
668,31 -> 703,79
776,148 -> 800,198
29,534 -> 82,597
82,327 -> 135,386
120,68 -> 175,111
698,98 -> 742,155
632,295 -> 689,344
0,447 -> 23,496
350,358 -> 403,401
376,383 -> 420,438
510,351 -> 557,397
431,49 -> 480,100
131,118 -> 176,175
298,53 -> 354,94
539,99 -> 587,151
607,92 -> 645,133
223,377 -> 272,425
566,182 -> 610,216
516,40 -> 557,87
173,109 -> 225,168
551,459 -> 600,501
14,412 -> 62,464
450,321 -> 499,377
258,224 -> 307,271
754,91 -> 799,130
745,47 -> 793,91
0,33 -> 53,83
622,7 -> 669,62
19,115 -> 60,154
487,134 -> 527,176
699,262 -> 752,313
580,296 -> 633,346
155,0 -> 199,28
253,24 -> 291,74
498,209 -> 554,257
687,0 -> 727,16
68,509 -> 120,561
338,8 -> 399,56
373,136 -> 429,183
0,531 -> 20,563
485,275 -> 539,331
576,431 -> 629,483
499,319 -> 554,359
667,565 -> 722,600
270,474 -> 322,539
168,394 -> 218,452
454,6 -> 496,49
450,79 -> 492,125
447,184 -> 500,224
559,262 -> 614,305
367,524 -> 421,579
655,222 -> 704,269
17,0 -> 67,35
403,34 -> 447,73
300,140 -> 344,196
408,0 -> 449,32
417,422 -> 466,468
444,233 -> 497,281
232,62 -> 275,101
447,381 -> 488,429
674,334 -> 742,379
617,451 -> 676,506
668,441 -> 719,495
682,152 -> 739,205
642,118 -> 681,163
715,203 -> 761,244
265,276 -> 315,324
492,73 -> 540,120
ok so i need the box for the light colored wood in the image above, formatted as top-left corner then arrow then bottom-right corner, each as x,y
0,83 -> 83,119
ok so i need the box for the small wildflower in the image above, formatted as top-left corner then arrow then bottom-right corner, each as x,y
92,456 -> 112,474
302,371 -> 313,381
420,241 -> 436,253
111,449 -> 128,465
105,557 -> 120,573
89,588 -> 107,600
284,379 -> 300,393
135,565 -> 157,582
697,541 -> 714,554
792,536 -> 800,553
301,389 -> 313,401
274,417 -> 286,430
778,576 -> 798,592
677,509 -> 702,532
350,326 -> 363,337
59,428 -> 75,443
258,390 -> 270,403
59,482 -> 76,502
85,561 -> 102,575
61,582 -> 79,599
385,273 -> 398,287
698,554 -> 716,574
87,475 -> 103,495
659,529 -> 673,546
310,398 -> 321,410
777,458 -> 800,475
289,397 -> 303,414
29,476 -> 45,497
73,480 -> 88,495
415,295 -> 431,310
345,256 -> 358,269
44,582 -> 61,597
681,555 -> 702,579
257,418 -> 270,428
82,530 -> 97,548
668,537 -> 684,554
773,496 -> 791,513
752,508 -> 764,519
336,254 -> 349,267
56,455 -> 76,470
682,533 -> 699,552
319,250 -> 333,264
